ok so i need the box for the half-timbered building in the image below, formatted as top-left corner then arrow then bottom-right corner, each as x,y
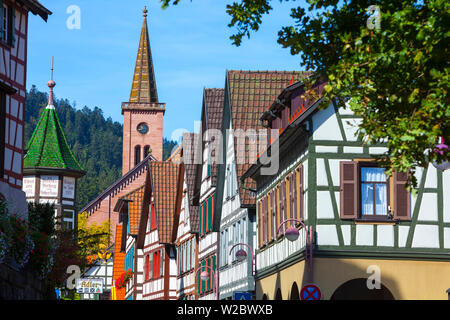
215,71 -> 309,300
243,75 -> 450,300
0,0 -> 50,220
194,88 -> 224,300
174,133 -> 201,300
136,161 -> 183,300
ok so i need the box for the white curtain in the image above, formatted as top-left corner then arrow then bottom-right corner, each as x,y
361,168 -> 387,215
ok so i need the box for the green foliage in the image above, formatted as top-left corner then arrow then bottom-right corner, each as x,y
77,212 -> 110,269
28,202 -> 56,236
25,86 -> 178,209
163,137 -> 179,161
160,0 -> 450,189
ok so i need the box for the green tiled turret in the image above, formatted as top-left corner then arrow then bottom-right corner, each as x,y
24,68 -> 85,177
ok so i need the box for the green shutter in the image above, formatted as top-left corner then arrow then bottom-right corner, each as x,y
207,196 -> 212,231
212,255 -> 216,292
207,258 -> 211,291
202,202 -> 207,235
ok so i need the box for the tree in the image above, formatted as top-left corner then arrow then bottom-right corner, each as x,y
77,212 -> 110,270
161,0 -> 449,188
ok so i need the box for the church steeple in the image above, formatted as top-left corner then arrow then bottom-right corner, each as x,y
121,8 -> 165,170
129,6 -> 158,103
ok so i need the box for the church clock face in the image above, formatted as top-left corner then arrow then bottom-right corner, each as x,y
137,123 -> 149,135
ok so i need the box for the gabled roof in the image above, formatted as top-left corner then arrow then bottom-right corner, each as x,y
149,161 -> 184,244
182,132 -> 202,233
24,76 -> 85,177
201,88 -> 225,186
120,184 -> 145,236
226,70 -> 311,206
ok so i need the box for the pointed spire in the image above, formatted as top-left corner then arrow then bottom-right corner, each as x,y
47,57 -> 56,110
24,59 -> 85,177
129,7 -> 158,103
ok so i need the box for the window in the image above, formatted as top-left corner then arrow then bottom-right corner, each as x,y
125,246 -> 134,272
340,161 -> 410,221
1,5 -> 7,43
145,255 -> 150,281
150,203 -> 156,230
1,5 -> 15,47
62,210 -> 75,230
226,165 -> 231,199
360,167 -> 388,216
153,250 -> 161,278
144,145 -> 150,158
258,165 -> 303,248
134,145 -> 141,166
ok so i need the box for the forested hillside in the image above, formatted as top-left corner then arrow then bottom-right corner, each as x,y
25,86 -> 177,210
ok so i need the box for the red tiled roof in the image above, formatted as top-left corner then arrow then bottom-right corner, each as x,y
182,133 -> 201,233
120,185 -> 145,236
150,162 -> 183,243
203,88 -> 225,186
227,70 -> 311,206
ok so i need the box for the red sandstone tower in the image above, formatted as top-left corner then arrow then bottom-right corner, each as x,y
122,7 -> 164,174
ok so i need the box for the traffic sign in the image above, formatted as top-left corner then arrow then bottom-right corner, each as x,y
233,291 -> 253,300
300,284 -> 321,300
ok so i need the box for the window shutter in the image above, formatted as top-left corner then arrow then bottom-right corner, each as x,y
258,200 -> 262,248
0,2 -> 4,41
264,196 -> 268,243
160,248 -> 164,277
339,161 -> 358,219
212,255 -> 216,291
394,171 -> 411,220
299,165 -> 304,220
9,7 -> 14,46
271,190 -> 277,239
149,254 -> 153,280
280,181 -> 285,224
145,255 -> 149,281
290,173 -> 296,220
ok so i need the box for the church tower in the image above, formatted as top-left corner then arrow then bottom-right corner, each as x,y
122,7 -> 164,174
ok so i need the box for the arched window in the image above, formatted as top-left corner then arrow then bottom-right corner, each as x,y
135,145 -> 141,166
144,145 -> 150,158
275,288 -> 282,300
290,282 -> 300,300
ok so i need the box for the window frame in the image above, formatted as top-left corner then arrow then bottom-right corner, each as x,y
358,162 -> 390,221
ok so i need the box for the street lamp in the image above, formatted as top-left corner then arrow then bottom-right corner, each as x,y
195,265 -> 218,300
228,243 -> 256,275
277,218 -> 313,283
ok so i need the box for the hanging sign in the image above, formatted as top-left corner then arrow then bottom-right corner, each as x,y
300,284 -> 322,300
76,278 -> 104,294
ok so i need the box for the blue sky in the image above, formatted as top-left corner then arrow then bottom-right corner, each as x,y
27,0 -> 307,140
